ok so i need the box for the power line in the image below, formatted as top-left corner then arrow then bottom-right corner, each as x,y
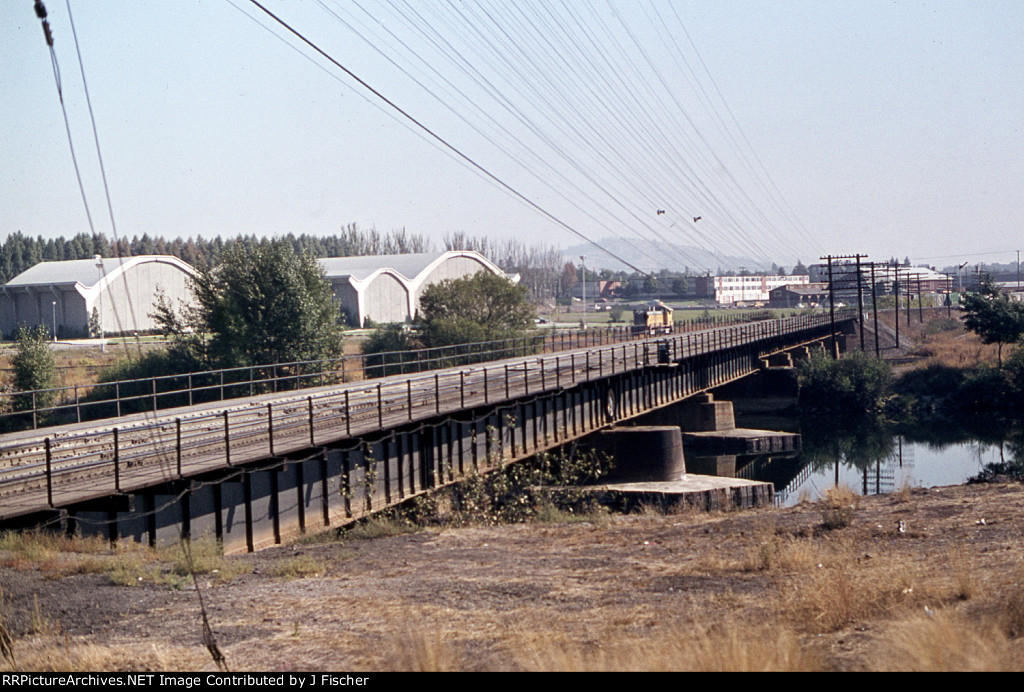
245,0 -> 654,278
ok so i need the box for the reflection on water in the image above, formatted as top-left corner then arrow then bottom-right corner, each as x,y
728,412 -> 1021,506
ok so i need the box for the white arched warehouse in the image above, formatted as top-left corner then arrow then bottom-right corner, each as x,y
0,255 -> 196,339
319,251 -> 516,327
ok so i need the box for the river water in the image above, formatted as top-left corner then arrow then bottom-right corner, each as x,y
729,413 -> 1018,506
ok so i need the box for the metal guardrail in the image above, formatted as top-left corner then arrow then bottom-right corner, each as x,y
0,311 -> 786,429
0,312 -> 803,432
0,311 -> 853,520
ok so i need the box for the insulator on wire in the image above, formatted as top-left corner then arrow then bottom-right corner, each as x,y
34,1 -> 54,46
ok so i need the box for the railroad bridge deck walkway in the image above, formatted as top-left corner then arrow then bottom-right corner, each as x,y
0,313 -> 853,551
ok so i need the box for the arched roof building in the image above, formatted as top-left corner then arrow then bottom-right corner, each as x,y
320,251 -> 515,326
0,255 -> 195,339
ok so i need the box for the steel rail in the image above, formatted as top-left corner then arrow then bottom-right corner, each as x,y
0,312 -> 851,520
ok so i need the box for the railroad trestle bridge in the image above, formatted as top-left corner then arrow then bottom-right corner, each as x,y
0,312 -> 854,552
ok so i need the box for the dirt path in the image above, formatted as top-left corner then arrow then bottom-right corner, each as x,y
2,480 -> 1023,671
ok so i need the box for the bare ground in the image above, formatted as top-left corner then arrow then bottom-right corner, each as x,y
1,479 -> 1024,672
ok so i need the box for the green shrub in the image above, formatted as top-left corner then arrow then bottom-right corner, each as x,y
798,351 -> 893,413
956,367 -> 1014,410
1004,344 -> 1024,393
361,324 -> 426,378
893,364 -> 966,406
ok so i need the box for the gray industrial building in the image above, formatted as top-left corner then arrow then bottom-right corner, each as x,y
0,255 -> 195,339
320,250 -> 514,326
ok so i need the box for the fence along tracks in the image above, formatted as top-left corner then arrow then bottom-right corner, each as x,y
0,313 -> 844,520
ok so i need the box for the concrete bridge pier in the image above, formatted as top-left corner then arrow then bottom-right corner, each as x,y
637,392 -> 736,432
588,426 -> 686,482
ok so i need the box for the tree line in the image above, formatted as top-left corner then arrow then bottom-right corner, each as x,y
0,227 -> 570,302
0,226 -> 431,285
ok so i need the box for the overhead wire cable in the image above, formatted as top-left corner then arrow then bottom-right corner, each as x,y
321,0 -> 682,272
34,0 -> 99,247
544,0 -> 771,263
243,0 -> 656,278
425,1 -> 717,271
64,0 -> 142,339
33,0 -> 228,671
542,0 -> 765,264
663,1 -> 818,249
600,1 -> 788,263
534,0 -> 749,267
480,0 -> 718,271
460,2 -> 710,269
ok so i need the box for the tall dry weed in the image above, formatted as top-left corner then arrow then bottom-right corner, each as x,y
510,624 -> 820,672
873,610 -> 1024,671
820,485 -> 859,530
384,628 -> 461,672
948,544 -> 976,601
791,538 -> 922,632
998,570 -> 1024,640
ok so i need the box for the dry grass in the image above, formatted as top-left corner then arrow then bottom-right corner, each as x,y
262,554 -> 331,579
819,484 -> 860,530
505,623 -> 821,672
0,531 -> 251,587
382,620 -> 823,672
872,610 -> 1024,671
998,569 -> 1024,640
384,627 -> 461,672
948,543 -> 977,602
342,515 -> 421,540
0,531 -> 110,564
876,310 -> 1000,370
0,636 -> 206,672
787,535 -> 935,632
894,479 -> 916,504
2,483 -> 1022,672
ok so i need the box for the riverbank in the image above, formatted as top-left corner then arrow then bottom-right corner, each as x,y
1,479 -> 1022,671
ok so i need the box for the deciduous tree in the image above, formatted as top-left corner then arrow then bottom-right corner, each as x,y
154,240 -> 343,368
418,271 -> 535,347
961,276 -> 1024,366
11,325 -> 56,412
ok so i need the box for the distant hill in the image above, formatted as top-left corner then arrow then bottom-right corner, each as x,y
563,237 -> 771,274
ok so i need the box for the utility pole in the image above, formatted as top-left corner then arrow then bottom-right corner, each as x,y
856,255 -> 865,350
579,255 -> 587,330
824,256 -> 836,359
820,254 -> 868,358
870,262 -> 880,357
893,262 -> 900,349
94,255 -> 105,351
917,274 -> 924,323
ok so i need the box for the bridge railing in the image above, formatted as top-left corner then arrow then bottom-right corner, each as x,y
0,310 -> 827,433
0,310 -> 855,520
0,324 -> 647,432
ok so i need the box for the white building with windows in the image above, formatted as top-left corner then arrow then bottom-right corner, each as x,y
696,274 -> 809,305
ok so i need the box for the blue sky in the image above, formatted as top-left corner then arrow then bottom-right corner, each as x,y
3,1 -> 1022,272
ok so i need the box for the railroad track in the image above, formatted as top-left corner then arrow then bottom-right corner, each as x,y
0,314 -> 844,520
